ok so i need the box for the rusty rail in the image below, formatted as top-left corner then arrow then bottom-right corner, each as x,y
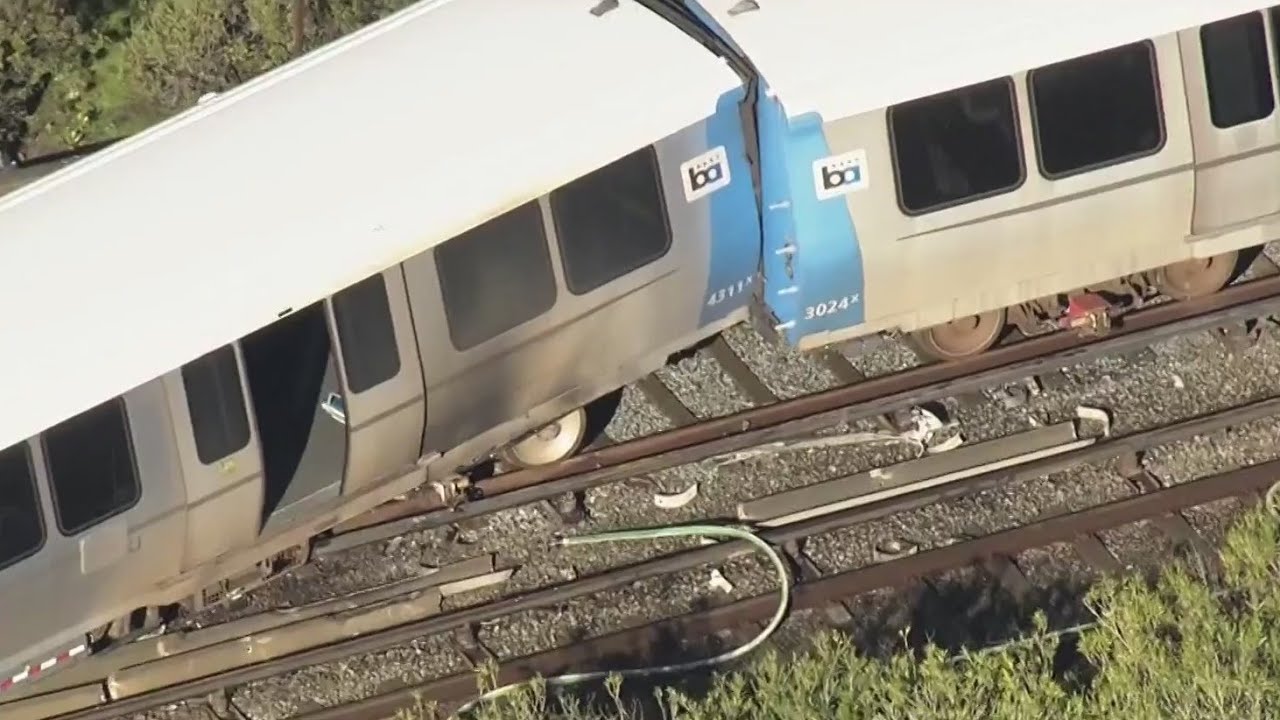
296,459 -> 1280,720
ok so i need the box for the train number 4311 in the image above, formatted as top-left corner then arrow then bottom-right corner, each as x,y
803,293 -> 860,319
706,276 -> 755,306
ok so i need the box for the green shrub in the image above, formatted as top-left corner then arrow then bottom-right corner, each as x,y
0,0 -> 90,158
6,0 -> 420,156
434,508 -> 1280,720
122,0 -> 417,112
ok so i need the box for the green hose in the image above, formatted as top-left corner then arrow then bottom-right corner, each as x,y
451,523 -> 792,717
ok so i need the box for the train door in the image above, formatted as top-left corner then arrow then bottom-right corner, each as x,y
164,344 -> 265,569
1180,10 -> 1280,236
237,268 -> 426,532
239,298 -> 347,530
0,388 -> 186,673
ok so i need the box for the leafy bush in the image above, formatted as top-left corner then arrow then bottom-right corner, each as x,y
0,0 -> 90,159
3,0 -> 418,156
433,508 -> 1280,720
113,0 -> 417,113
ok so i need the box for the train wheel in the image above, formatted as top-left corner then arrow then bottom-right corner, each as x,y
1154,251 -> 1239,301
907,309 -> 1006,362
499,407 -> 588,469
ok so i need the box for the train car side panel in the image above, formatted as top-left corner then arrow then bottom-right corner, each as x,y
755,93 -> 866,346
696,86 -> 762,326
2,386 -> 187,688
1179,13 -> 1280,238
789,35 -> 1197,347
118,383 -> 188,607
404,112 -> 747,469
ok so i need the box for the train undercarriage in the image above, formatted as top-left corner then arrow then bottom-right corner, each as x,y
906,249 -> 1250,363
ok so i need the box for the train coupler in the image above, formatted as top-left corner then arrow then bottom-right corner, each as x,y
1057,293 -> 1114,337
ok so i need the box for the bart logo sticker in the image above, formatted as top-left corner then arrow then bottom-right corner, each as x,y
814,149 -> 869,200
681,146 -> 731,203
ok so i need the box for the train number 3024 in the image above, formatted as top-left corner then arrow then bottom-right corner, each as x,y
803,293 -> 860,320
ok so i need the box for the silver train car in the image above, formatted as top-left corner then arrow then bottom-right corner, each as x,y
697,0 -> 1280,360
0,0 -> 760,693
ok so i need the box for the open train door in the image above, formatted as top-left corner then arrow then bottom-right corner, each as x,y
235,267 -> 425,534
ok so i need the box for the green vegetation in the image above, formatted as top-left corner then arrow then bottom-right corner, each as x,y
0,0 -> 415,160
416,507 -> 1280,719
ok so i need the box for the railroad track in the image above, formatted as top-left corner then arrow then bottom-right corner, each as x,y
9,271 -> 1280,720
301,460 -> 1280,720
14,387 -> 1280,720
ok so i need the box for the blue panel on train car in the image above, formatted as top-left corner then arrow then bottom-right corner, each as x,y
680,0 -> 866,346
756,92 -> 866,345
697,86 -> 762,326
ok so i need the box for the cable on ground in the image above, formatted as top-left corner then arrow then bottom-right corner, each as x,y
451,523 -> 791,718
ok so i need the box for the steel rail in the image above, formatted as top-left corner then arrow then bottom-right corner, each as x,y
294,458 -> 1280,719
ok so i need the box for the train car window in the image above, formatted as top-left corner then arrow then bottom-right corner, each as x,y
888,78 -> 1024,215
181,345 -> 252,464
549,146 -> 672,294
1200,13 -> 1275,129
332,273 -> 402,393
1029,42 -> 1164,178
42,397 -> 140,535
0,443 -> 44,571
434,200 -> 557,351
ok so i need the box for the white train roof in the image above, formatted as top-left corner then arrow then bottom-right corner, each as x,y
699,0 -> 1277,120
0,0 -> 740,451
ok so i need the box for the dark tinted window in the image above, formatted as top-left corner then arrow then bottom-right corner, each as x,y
550,147 -> 671,294
1030,42 -> 1164,178
0,444 -> 43,570
43,397 -> 140,535
1201,13 -> 1274,129
889,78 -> 1023,214
332,272 -> 401,393
435,201 -> 557,350
181,345 -> 251,464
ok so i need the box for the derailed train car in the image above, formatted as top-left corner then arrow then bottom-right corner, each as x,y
694,0 -> 1280,359
3,0 -> 1278,700
0,0 -> 760,693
